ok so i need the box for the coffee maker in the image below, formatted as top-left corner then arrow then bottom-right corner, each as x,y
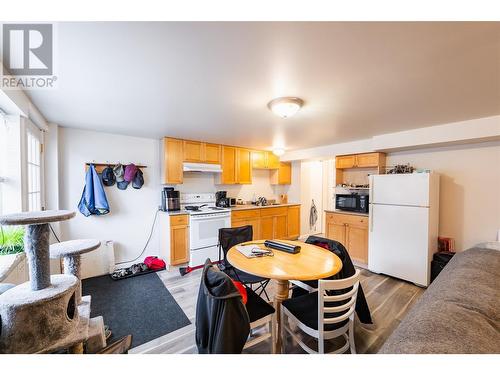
215,191 -> 229,208
161,187 -> 180,211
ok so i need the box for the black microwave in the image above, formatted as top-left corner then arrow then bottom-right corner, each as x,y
335,194 -> 369,213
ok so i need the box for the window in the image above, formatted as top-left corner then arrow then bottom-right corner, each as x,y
25,122 -> 44,211
0,112 -> 5,215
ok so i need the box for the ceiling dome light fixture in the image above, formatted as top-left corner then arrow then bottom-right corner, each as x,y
272,148 -> 285,156
267,97 -> 304,119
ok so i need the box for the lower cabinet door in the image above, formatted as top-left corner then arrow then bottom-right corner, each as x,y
326,222 -> 346,245
287,206 -> 300,239
232,218 -> 260,240
260,216 -> 274,239
247,218 -> 261,240
274,215 -> 288,239
170,225 -> 189,265
346,224 -> 368,264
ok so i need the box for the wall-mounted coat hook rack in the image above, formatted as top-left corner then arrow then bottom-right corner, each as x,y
85,162 -> 147,173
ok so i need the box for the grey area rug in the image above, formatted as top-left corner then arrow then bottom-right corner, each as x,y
82,272 -> 190,348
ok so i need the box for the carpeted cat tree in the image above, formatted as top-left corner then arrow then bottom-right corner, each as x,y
0,210 -> 105,353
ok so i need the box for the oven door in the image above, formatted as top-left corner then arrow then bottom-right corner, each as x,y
189,213 -> 231,250
335,194 -> 359,212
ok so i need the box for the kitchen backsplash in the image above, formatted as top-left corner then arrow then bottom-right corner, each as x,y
177,169 -> 289,202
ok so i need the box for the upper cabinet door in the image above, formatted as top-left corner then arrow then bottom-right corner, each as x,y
163,138 -> 184,184
220,146 -> 237,184
356,153 -> 380,168
251,151 -> 280,169
183,140 -> 203,162
251,150 -> 267,169
335,155 -> 356,169
266,152 -> 280,169
271,162 -> 292,185
204,143 -> 221,164
237,148 -> 252,184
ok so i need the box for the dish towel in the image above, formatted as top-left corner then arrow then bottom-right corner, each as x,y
309,199 -> 318,230
78,164 -> 110,216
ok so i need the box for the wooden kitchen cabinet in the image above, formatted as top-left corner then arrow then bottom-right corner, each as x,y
162,137 -> 184,184
335,155 -> 356,169
204,143 -> 221,164
326,220 -> 346,245
231,205 -> 301,241
251,150 -> 267,169
325,212 -> 368,265
335,152 -> 386,186
267,153 -> 280,169
259,216 -> 275,240
355,152 -> 385,168
286,205 -> 301,239
170,215 -> 189,265
335,152 -> 386,170
184,141 -> 221,164
275,215 -> 288,239
346,223 -> 368,265
237,148 -> 252,184
252,151 -> 280,169
219,146 -> 252,185
220,146 -> 237,184
183,140 -> 203,162
271,162 -> 292,185
260,207 -> 288,240
231,209 -> 261,240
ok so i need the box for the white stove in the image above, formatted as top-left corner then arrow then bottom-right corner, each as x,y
181,193 -> 231,267
181,193 -> 231,215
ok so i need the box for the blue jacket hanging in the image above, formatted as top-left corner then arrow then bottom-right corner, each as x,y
78,164 -> 110,216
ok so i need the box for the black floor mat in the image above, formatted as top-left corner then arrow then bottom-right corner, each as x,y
82,273 -> 191,348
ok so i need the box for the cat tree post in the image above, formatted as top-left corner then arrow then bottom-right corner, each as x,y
50,239 -> 101,304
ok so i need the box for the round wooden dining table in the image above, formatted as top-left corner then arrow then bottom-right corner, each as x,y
227,239 -> 342,354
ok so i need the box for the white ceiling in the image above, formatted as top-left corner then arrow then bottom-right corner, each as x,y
27,22 -> 500,151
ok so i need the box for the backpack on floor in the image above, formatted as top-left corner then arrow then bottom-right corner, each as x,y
144,256 -> 166,270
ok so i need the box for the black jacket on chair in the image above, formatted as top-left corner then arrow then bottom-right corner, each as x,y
195,259 -> 251,354
303,235 -> 373,324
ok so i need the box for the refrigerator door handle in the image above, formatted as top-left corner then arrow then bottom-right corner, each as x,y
369,205 -> 374,232
369,176 -> 373,203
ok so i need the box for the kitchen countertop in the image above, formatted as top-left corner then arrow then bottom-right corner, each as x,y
231,203 -> 300,211
163,210 -> 190,216
324,209 -> 369,217
162,203 -> 301,215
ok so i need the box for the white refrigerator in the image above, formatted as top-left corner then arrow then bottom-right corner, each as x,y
368,173 -> 440,286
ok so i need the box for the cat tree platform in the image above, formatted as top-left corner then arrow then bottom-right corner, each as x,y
50,239 -> 101,303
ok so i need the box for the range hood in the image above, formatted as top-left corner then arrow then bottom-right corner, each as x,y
183,162 -> 223,173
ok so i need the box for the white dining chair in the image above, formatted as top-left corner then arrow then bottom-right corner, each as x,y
242,287 -> 275,351
281,269 -> 360,354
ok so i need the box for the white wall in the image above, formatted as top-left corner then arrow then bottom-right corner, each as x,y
299,160 -> 324,237
58,127 -> 161,266
387,141 -> 500,251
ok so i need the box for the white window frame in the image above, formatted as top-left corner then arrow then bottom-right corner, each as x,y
23,119 -> 45,212
0,111 -> 5,215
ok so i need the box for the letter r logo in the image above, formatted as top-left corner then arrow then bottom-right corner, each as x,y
2,24 -> 53,76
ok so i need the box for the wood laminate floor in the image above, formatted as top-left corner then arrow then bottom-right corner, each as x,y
130,265 -> 424,354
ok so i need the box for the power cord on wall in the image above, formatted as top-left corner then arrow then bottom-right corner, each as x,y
2,208 -> 160,266
116,208 -> 160,266
49,224 -> 61,243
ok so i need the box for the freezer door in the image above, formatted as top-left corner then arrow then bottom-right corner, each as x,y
370,173 -> 430,207
368,203 -> 430,286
